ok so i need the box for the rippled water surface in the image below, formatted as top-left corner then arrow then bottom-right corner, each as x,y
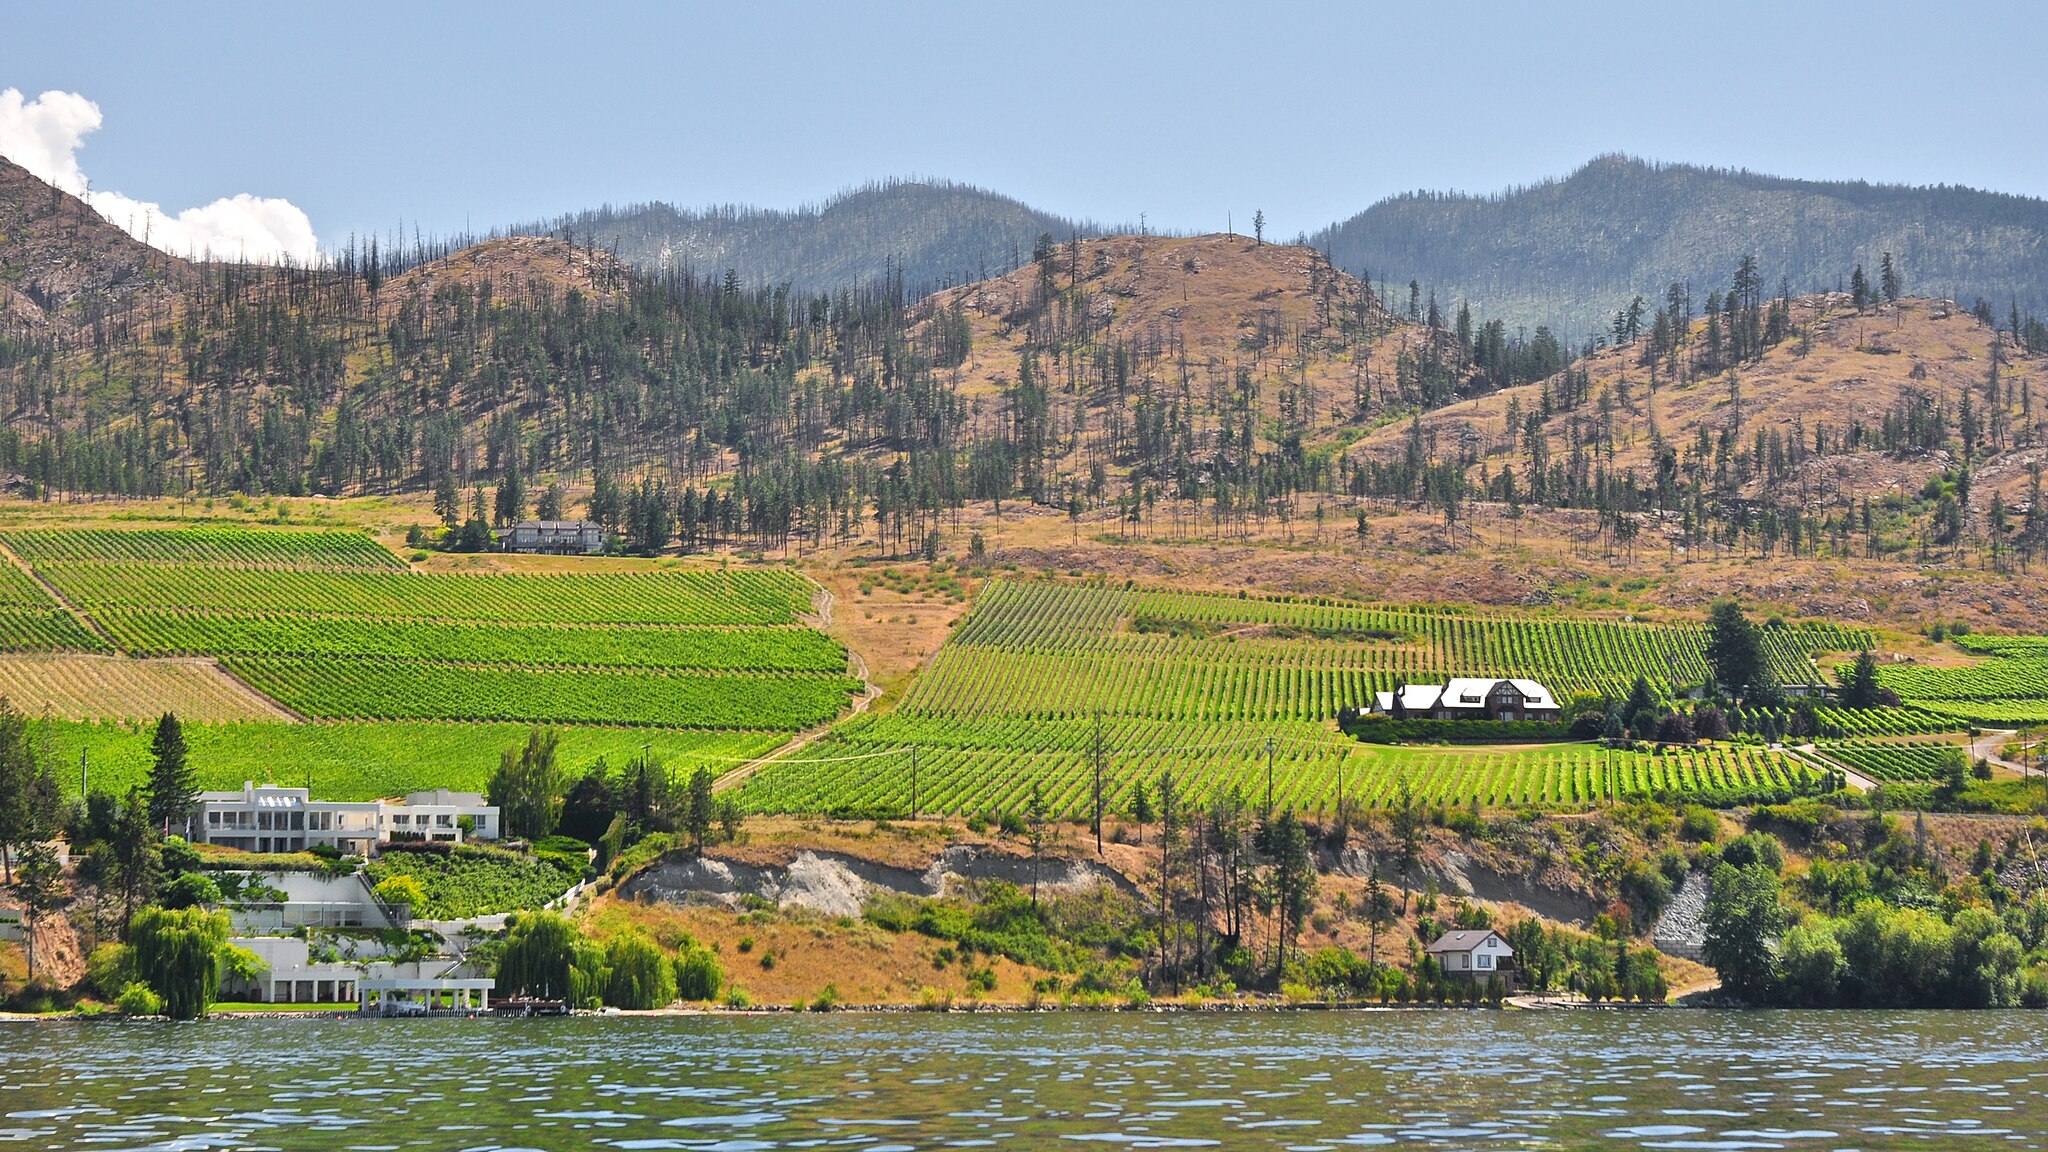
3,1011 -> 2044,1150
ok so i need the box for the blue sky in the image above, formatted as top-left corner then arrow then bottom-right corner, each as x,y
4,0 -> 2045,255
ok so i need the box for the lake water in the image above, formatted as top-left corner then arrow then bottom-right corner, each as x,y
3,1011 -> 2043,1150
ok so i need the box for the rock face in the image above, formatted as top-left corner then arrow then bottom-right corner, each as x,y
0,157 -> 189,332
619,846 -> 1130,919
1653,871 -> 1710,961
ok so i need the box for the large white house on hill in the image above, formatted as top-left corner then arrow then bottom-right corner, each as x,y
194,783 -> 498,856
1371,678 -> 1562,722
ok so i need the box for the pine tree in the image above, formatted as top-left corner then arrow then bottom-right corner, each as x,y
145,713 -> 194,837
1850,264 -> 1870,311
1879,251 -> 1901,305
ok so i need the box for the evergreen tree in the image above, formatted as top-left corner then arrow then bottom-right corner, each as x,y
145,713 -> 195,837
1837,650 -> 1884,709
685,766 -> 714,855
1850,264 -> 1870,310
1704,601 -> 1764,703
1879,251 -> 1901,305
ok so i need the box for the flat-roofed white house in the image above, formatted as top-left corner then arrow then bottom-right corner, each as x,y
1425,929 -> 1515,980
500,519 -> 604,554
194,783 -> 498,856
1371,678 -> 1563,722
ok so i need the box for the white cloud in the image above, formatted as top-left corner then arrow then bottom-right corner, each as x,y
0,87 -> 320,265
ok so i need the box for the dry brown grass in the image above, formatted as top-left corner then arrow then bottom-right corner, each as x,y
580,891 -> 1058,1007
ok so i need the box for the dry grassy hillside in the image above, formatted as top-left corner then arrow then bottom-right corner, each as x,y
913,233 -> 1422,435
1354,295 -> 2037,506
373,235 -> 631,320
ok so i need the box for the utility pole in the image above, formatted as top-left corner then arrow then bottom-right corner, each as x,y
1091,713 -> 1105,855
910,746 -> 919,820
79,748 -> 88,798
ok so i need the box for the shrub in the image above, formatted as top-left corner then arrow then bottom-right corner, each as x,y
116,982 -> 164,1017
86,944 -> 137,1001
372,875 -> 428,911
1721,833 -> 1785,874
673,944 -> 725,1002
1678,805 -> 1721,843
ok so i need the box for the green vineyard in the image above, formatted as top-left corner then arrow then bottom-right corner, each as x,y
1816,741 -> 1969,783
736,580 -> 1834,816
6,527 -> 407,569
0,557 -> 110,653
228,657 -> 859,729
99,610 -> 848,672
734,714 -> 1818,818
24,560 -> 813,625
43,720 -> 785,801
1,527 -> 857,731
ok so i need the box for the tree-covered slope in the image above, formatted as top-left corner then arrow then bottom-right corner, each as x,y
1312,155 -> 2048,336
527,179 -> 1112,296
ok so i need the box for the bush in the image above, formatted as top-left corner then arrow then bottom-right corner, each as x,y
1678,806 -> 1721,843
116,982 -> 164,1017
604,930 -> 677,1009
159,872 -> 223,909
1342,715 -> 1566,745
85,943 -> 137,1001
372,874 -> 428,911
1721,832 -> 1785,874
673,944 -> 725,1002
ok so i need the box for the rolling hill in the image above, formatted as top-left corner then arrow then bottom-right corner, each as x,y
1312,154 -> 2048,336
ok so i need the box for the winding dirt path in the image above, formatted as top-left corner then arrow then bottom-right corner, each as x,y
1791,743 -> 1878,792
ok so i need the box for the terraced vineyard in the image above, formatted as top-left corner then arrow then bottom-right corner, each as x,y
1816,741 -> 1970,782
735,580 -> 1832,816
2,526 -> 858,731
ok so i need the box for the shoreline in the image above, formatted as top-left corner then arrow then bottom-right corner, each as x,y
2,995 -> 1706,1022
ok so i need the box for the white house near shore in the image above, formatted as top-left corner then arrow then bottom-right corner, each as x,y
1371,678 -> 1563,722
1425,929 -> 1515,979
193,784 -> 498,856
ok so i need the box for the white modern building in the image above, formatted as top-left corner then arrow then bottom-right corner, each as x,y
194,784 -> 498,855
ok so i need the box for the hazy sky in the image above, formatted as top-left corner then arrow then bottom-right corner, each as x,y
4,0 -> 2045,256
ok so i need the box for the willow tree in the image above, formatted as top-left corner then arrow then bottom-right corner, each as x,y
130,905 -> 233,1020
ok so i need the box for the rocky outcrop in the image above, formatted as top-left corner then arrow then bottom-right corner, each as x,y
1652,871 -> 1710,961
619,846 -> 1130,918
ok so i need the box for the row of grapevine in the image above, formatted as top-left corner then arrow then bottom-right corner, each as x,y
1815,741 -> 1968,782
33,562 -> 817,626
224,657 -> 862,730
100,610 -> 848,672
0,610 -> 110,653
733,715 -> 1821,818
6,527 -> 406,570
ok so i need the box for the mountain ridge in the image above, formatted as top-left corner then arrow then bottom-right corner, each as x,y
521,178 -> 1128,297
1312,154 -> 2048,337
